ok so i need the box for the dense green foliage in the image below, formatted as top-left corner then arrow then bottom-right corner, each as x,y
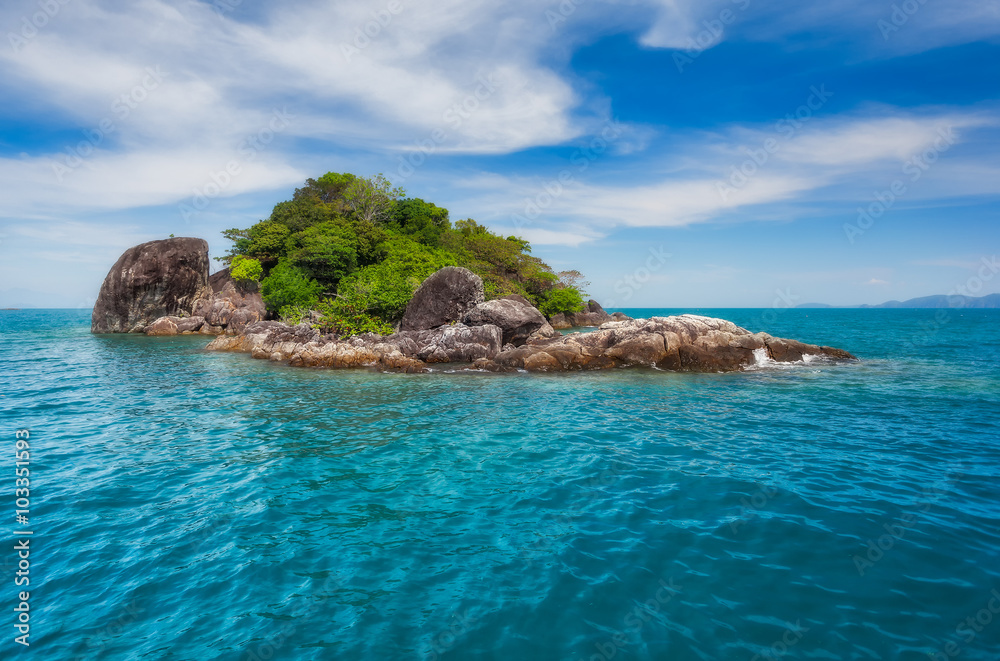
222,172 -> 587,337
539,286 -> 586,317
230,255 -> 263,282
260,260 -> 323,313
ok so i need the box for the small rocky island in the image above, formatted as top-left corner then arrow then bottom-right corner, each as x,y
92,237 -> 857,373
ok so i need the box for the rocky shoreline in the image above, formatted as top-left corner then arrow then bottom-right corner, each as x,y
91,237 -> 858,374
206,314 -> 856,373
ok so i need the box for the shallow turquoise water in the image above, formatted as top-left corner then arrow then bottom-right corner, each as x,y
1,308 -> 999,660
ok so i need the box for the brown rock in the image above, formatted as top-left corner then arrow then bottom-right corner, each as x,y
92,237 -> 210,333
144,316 -> 179,336
463,298 -> 549,346
400,267 -> 484,331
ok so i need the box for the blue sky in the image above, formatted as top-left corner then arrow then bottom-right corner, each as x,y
0,0 -> 998,308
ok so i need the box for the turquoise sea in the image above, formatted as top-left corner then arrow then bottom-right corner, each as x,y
2,308 -> 999,661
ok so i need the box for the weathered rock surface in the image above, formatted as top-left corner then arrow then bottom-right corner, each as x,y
547,300 -> 619,328
143,315 -> 206,336
207,314 -> 857,374
207,321 -> 503,371
92,238 -> 210,333
500,294 -> 533,306
463,298 -> 550,346
549,313 -> 571,330
191,270 -> 266,334
565,300 -> 614,327
93,242 -> 266,336
400,267 -> 484,331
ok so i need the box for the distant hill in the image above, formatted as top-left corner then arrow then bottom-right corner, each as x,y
796,294 -> 1000,309
860,293 -> 1000,309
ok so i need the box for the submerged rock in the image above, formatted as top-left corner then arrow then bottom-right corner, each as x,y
400,266 -> 484,331
207,314 -> 857,374
92,237 -> 210,333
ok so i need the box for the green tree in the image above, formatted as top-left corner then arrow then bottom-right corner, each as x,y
539,287 -> 585,317
557,270 -> 589,295
268,198 -> 340,233
344,174 -> 405,226
243,222 -> 291,265
392,198 -> 451,246
260,260 -> 323,313
230,255 -> 263,282
334,236 -> 455,321
293,172 -> 357,208
285,221 -> 359,286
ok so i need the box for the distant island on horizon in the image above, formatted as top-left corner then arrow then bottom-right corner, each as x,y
796,293 -> 1000,309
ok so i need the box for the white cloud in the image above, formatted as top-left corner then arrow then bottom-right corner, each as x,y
633,0 -> 1000,55
454,109 -> 1000,243
0,0 -> 589,217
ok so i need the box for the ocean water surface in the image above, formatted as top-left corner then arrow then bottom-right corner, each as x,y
2,308 -> 999,660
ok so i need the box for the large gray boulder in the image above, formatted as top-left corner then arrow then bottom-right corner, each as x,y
463,298 -> 551,346
400,267 -> 484,331
92,237 -> 210,333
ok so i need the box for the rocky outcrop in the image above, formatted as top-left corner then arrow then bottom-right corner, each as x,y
400,267 -> 484,331
463,298 -> 553,347
190,270 -> 266,334
92,238 -> 210,333
206,321 -> 503,371
547,300 -> 619,328
549,313 -> 571,330
93,240 -> 267,336
207,314 -> 857,374
567,300 -> 614,327
144,315 -> 207,335
478,315 -> 854,372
